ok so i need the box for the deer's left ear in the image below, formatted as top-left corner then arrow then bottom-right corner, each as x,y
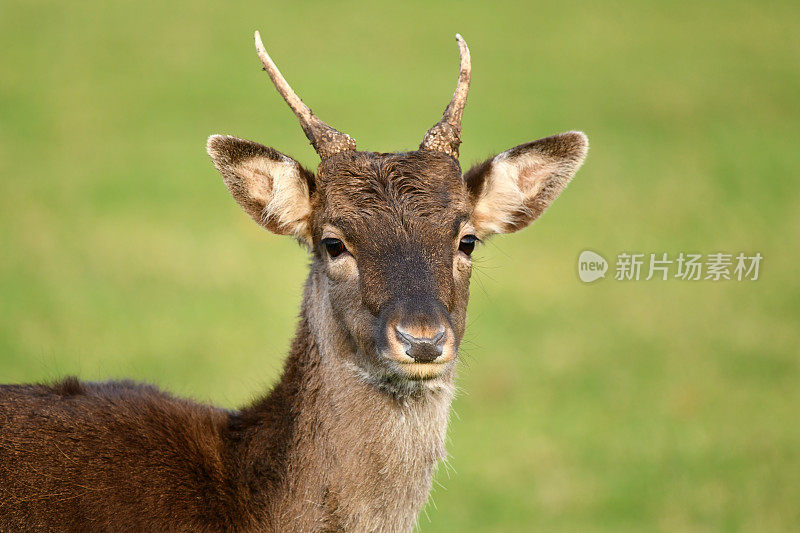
464,131 -> 588,236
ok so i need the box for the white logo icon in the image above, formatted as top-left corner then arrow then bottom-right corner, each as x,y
578,250 -> 608,283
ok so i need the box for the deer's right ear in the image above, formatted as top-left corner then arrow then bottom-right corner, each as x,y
207,135 -> 314,241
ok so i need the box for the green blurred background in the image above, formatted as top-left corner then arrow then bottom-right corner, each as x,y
1,0 -> 798,530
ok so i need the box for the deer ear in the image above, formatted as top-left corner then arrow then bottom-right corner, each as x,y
207,135 -> 314,241
464,131 -> 588,236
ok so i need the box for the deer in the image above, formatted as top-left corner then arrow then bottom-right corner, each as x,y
0,31 -> 588,532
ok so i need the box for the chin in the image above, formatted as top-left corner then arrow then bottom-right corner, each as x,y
347,349 -> 456,396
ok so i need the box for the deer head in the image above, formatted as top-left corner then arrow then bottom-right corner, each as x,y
207,32 -> 588,392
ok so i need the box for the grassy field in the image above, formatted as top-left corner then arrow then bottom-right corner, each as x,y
1,0 -> 799,530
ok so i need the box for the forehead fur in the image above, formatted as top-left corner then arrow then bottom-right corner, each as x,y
312,151 -> 467,231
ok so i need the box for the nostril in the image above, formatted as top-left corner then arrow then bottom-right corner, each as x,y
431,326 -> 446,347
395,325 -> 446,363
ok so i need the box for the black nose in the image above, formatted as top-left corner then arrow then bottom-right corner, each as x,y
395,326 -> 446,363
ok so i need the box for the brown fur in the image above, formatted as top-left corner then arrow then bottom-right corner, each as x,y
0,42 -> 588,531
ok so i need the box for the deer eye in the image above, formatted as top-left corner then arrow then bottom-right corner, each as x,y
458,235 -> 478,256
321,238 -> 347,258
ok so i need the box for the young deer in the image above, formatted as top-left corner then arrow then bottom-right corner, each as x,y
0,32 -> 587,531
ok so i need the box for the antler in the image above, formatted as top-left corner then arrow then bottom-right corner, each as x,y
254,31 -> 357,159
419,34 -> 471,159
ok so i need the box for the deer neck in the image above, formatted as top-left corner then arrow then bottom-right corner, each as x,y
239,265 -> 455,531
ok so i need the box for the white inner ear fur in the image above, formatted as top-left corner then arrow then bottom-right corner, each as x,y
236,155 -> 312,241
472,150 -> 558,236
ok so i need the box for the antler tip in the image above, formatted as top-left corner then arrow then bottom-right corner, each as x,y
454,34 -> 470,61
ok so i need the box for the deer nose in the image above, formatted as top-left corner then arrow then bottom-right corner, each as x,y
395,325 -> 446,363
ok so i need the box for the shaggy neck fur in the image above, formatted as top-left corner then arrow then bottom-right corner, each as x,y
233,265 -> 455,532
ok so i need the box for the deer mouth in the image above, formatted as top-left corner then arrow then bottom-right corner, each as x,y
394,360 -> 453,381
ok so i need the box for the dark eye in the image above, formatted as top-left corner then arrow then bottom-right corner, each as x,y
458,235 -> 478,256
322,238 -> 346,258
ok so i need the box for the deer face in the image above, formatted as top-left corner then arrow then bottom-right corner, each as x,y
207,33 -> 588,389
313,151 -> 470,383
